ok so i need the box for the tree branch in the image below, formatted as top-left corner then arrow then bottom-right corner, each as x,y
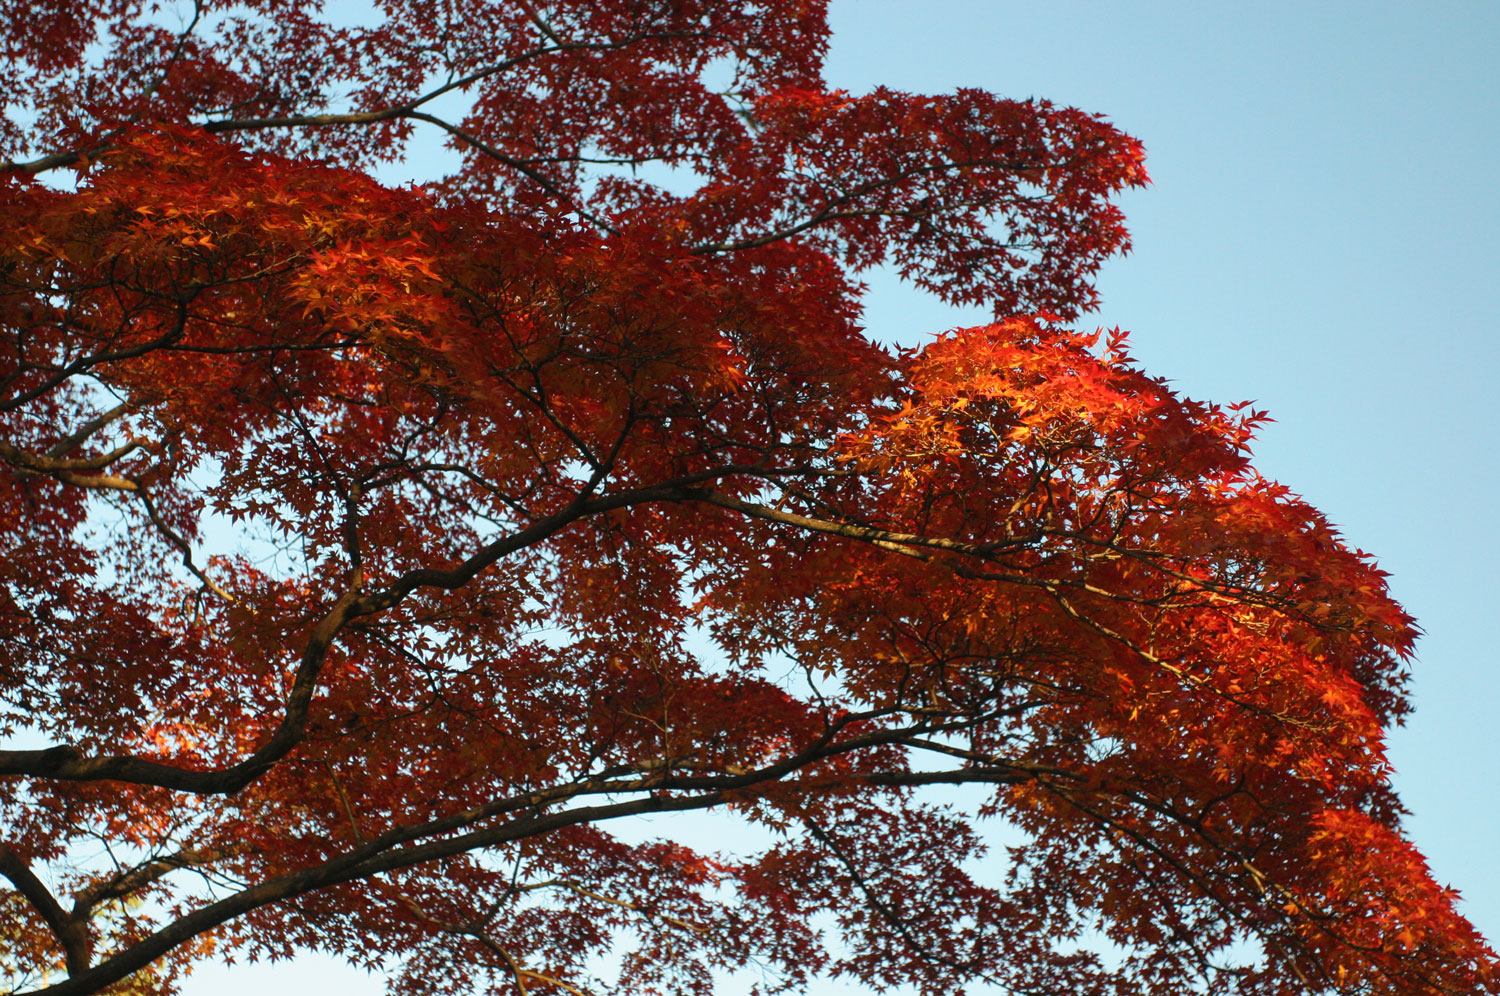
0,842 -> 92,977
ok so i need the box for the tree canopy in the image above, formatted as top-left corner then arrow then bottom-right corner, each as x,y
0,2 -> 1493,994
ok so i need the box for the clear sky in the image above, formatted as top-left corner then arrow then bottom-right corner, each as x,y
180,1 -> 1500,991
830,0 -> 1500,947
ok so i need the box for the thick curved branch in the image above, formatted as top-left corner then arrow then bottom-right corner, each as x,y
19,729 -> 1050,996
0,842 -> 92,977
0,475 -> 1072,793
0,438 -> 140,491
0,582 -> 359,793
0,473 -> 676,792
23,788 -> 734,996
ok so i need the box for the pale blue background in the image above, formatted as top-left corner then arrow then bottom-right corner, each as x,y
180,1 -> 1500,991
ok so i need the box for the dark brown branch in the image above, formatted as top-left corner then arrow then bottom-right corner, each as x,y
0,476 -> 654,792
24,788 -> 734,996
0,475 -> 1012,794
0,842 -> 92,976
0,304 -> 189,414
0,472 -> 1087,800
0,582 -> 359,793
72,847 -> 233,917
133,487 -> 235,602
11,672 -> 1046,996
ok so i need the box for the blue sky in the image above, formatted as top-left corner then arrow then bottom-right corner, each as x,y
180,1 -> 1500,991
827,0 -> 1500,948
830,0 -> 1500,939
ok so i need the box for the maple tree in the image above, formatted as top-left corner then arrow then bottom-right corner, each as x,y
0,1 -> 1492,994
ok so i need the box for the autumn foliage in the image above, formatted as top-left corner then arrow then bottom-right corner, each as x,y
0,2 -> 1492,995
